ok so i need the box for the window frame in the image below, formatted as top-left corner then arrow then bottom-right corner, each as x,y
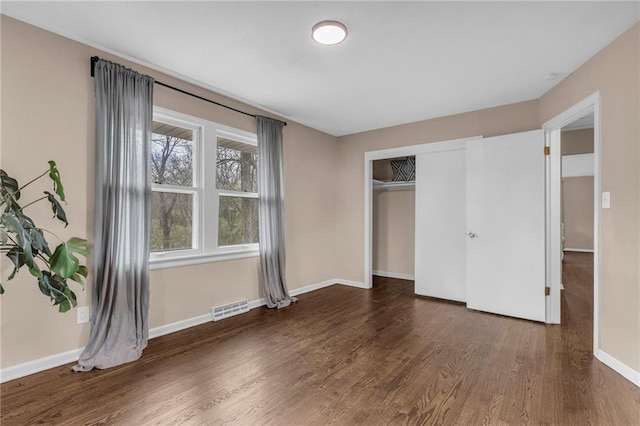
149,107 -> 259,270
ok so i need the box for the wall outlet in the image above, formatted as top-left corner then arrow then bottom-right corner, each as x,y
77,306 -> 90,324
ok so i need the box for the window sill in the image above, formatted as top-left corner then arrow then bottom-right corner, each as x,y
149,248 -> 259,270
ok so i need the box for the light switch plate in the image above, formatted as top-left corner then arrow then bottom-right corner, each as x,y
602,191 -> 611,209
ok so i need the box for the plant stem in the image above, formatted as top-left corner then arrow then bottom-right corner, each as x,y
19,195 -> 48,211
18,170 -> 48,192
36,253 -> 51,267
40,228 -> 63,243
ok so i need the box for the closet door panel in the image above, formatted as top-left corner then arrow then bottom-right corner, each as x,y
414,150 -> 466,302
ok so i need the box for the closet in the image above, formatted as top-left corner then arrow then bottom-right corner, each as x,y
372,157 -> 415,280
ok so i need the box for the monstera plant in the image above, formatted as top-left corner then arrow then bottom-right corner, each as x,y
0,161 -> 90,312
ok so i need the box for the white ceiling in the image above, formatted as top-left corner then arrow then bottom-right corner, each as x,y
2,1 -> 639,136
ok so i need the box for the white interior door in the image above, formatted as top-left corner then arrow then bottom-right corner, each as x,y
466,130 -> 546,322
415,149 -> 467,302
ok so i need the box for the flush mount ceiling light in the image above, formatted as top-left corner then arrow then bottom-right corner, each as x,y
312,20 -> 348,45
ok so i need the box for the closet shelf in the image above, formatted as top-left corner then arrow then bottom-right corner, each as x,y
373,179 -> 415,191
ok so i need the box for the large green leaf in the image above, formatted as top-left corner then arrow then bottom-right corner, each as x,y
28,226 -> 51,257
47,161 -> 65,202
44,191 -> 68,226
0,169 -> 20,200
5,247 -> 25,280
69,265 -> 88,286
0,212 -> 41,278
50,238 -> 90,279
37,271 -> 77,313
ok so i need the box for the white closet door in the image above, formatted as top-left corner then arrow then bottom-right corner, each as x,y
466,130 -> 546,322
414,149 -> 467,302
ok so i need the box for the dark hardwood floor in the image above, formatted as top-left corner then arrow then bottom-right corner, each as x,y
2,252 -> 639,425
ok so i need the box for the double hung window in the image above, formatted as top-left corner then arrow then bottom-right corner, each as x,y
150,108 -> 259,268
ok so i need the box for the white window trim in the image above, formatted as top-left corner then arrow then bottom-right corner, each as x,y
150,107 -> 259,269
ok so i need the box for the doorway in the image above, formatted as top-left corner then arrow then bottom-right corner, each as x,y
543,92 -> 601,353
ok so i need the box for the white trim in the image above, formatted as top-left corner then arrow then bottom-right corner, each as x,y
372,270 -> 415,281
249,280 -> 342,309
150,249 -> 259,270
544,128 -> 562,323
290,279 -> 338,296
0,278 -> 370,383
542,92 -> 601,354
0,348 -> 85,384
335,279 -> 369,289
373,181 -> 416,191
364,136 -> 482,289
563,248 -> 594,253
595,349 -> 640,387
149,313 -> 212,339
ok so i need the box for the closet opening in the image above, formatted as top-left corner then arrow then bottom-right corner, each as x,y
371,157 -> 416,286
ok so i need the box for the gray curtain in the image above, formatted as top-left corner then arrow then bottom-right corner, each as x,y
74,59 -> 154,371
256,116 -> 296,309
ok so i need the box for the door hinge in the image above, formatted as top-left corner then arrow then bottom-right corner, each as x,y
545,286 -> 550,296
544,146 -> 550,156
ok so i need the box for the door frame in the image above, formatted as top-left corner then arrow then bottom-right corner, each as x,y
542,92 -> 601,347
363,136 -> 480,289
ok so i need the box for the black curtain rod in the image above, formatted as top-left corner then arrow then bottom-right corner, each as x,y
90,56 -> 287,126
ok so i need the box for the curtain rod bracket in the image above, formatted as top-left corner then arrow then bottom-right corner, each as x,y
89,55 -> 287,126
90,56 -> 99,77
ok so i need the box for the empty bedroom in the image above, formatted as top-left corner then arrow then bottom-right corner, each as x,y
1,1 -> 639,424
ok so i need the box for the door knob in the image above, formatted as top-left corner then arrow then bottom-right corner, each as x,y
466,232 -> 476,239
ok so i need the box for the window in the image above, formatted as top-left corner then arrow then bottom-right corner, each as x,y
216,135 -> 259,246
150,108 -> 259,269
150,121 -> 197,254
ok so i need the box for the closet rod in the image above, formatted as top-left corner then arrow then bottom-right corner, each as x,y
90,56 -> 287,126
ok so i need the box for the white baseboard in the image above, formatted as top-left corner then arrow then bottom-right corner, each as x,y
563,248 -> 594,253
372,270 -> 415,281
290,279 -> 337,297
595,349 -> 640,387
335,279 -> 369,289
0,347 -> 85,384
0,278 -> 362,383
248,297 -> 267,310
148,313 -> 212,339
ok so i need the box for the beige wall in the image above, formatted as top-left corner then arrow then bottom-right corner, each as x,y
539,23 -> 639,372
372,159 -> 394,181
561,128 -> 594,155
561,129 -> 593,250
372,189 -> 415,276
563,177 -> 594,250
561,129 -> 594,251
0,16 -> 337,368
